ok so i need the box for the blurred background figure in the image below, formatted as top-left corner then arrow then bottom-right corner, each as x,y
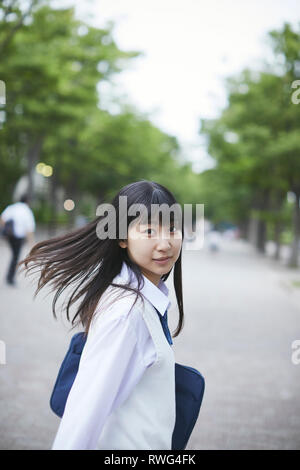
0,194 -> 35,286
223,227 -> 240,241
207,225 -> 222,253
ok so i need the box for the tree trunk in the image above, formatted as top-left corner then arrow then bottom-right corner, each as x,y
272,190 -> 286,261
255,189 -> 271,254
246,216 -> 258,245
273,219 -> 282,260
66,173 -> 80,230
26,137 -> 43,203
256,218 -> 267,254
288,191 -> 300,268
48,169 -> 60,237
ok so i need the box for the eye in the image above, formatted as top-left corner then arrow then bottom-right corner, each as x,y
144,228 -> 155,235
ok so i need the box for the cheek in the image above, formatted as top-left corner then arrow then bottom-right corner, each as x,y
128,238 -> 154,258
173,238 -> 183,255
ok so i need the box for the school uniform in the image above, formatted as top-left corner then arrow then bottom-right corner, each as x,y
51,261 -> 176,450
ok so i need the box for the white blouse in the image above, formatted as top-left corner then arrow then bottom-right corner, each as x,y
1,202 -> 35,238
52,261 -> 171,450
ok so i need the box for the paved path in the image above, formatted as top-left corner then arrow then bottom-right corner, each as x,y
0,233 -> 299,449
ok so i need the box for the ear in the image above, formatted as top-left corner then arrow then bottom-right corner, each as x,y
119,240 -> 127,249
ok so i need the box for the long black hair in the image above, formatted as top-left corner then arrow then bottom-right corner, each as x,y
19,180 -> 185,337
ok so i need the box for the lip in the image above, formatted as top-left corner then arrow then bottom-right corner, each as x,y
153,256 -> 172,264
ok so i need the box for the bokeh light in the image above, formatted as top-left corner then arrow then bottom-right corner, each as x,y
64,199 -> 75,211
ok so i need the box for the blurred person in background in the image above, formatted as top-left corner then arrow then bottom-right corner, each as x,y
0,194 -> 36,286
207,225 -> 222,253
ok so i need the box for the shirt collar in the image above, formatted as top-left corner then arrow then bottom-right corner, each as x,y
116,261 -> 171,317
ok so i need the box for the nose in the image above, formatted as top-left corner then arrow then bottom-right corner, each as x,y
156,232 -> 172,249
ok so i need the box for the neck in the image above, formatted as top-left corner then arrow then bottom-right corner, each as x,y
141,270 -> 161,287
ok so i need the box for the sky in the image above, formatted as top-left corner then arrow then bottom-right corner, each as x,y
57,0 -> 300,172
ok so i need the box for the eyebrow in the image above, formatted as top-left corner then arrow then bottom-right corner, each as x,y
139,222 -> 175,227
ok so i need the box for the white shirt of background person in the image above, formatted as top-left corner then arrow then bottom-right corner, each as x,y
0,195 -> 36,247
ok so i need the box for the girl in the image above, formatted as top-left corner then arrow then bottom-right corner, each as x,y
20,180 -> 185,450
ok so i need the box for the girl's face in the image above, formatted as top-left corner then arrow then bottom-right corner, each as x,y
119,219 -> 182,286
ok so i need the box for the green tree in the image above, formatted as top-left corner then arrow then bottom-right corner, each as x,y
199,23 -> 300,265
